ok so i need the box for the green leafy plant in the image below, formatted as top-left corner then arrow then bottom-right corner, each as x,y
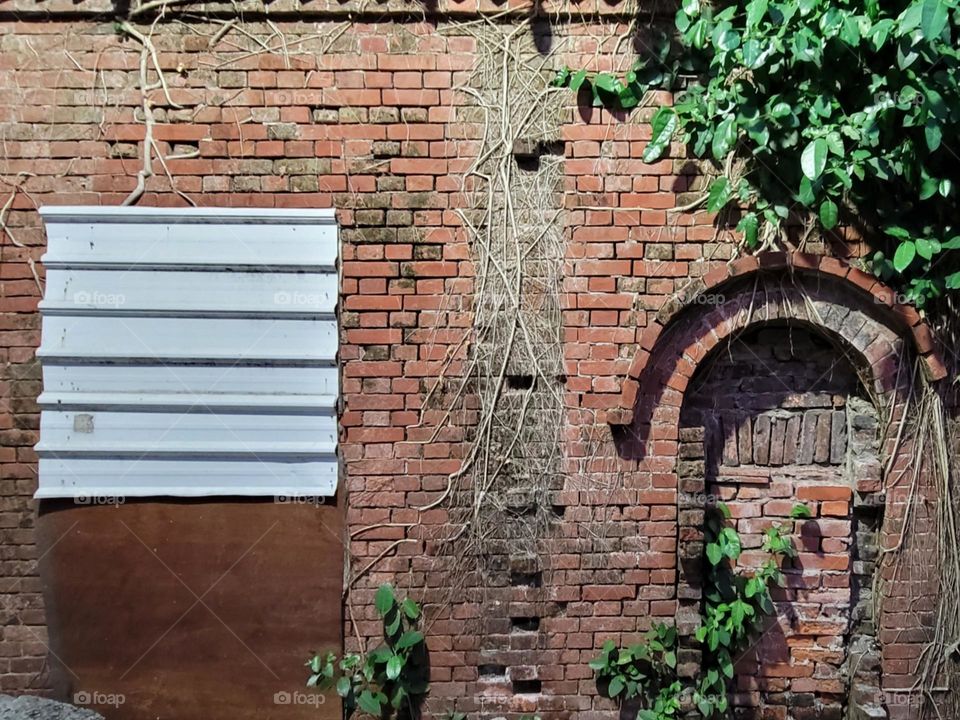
590,623 -> 679,711
555,0 -> 960,306
589,503 -> 798,719
308,584 -> 428,720
693,504 -> 796,717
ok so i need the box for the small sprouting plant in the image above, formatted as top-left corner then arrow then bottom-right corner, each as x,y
307,584 -> 428,720
590,622 -> 680,717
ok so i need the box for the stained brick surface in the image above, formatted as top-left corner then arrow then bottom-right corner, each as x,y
0,7 -> 948,718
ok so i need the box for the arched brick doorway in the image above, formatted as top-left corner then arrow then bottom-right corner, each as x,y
609,254 -> 945,719
677,321 -> 884,718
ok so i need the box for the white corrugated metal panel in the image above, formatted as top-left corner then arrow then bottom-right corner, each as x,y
36,206 -> 340,499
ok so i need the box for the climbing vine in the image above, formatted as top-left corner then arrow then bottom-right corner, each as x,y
590,503 -> 803,719
555,0 -> 960,306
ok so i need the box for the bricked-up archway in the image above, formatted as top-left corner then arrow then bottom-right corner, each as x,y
608,254 -> 945,719
676,323 -> 885,719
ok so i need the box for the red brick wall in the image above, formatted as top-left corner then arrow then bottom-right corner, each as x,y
0,5 -> 947,718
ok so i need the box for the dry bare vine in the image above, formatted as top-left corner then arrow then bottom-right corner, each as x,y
416,19 -> 568,577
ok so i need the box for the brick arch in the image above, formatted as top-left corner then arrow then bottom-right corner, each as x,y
604,253 -> 943,708
609,251 -> 946,428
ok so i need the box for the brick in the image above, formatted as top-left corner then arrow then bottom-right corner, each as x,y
797,486 -> 852,502
820,501 -> 849,517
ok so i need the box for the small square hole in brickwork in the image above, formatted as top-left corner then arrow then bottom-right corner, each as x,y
512,680 -> 542,694
506,374 -> 535,391
515,155 -> 541,172
511,616 -> 540,632
168,140 -> 199,158
510,570 -> 542,587
478,664 -> 507,677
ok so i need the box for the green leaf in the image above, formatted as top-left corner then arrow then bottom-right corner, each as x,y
798,176 -> 816,207
737,212 -> 759,247
336,677 -> 352,697
375,584 -> 395,615
801,138 -> 828,180
706,177 -> 731,213
925,119 -> 942,152
770,102 -> 792,118
742,38 -> 762,68
898,2 -> 923,34
688,18 -> 710,48
712,117 -> 737,161
593,73 -> 621,95
720,527 -> 742,559
790,503 -> 813,519
921,0 -> 948,40
396,630 -> 424,649
608,676 -> 625,697
886,226 -> 912,240
386,655 -> 403,680
717,28 -> 741,51
946,271 -> 960,290
746,0 -> 768,28
916,237 -> 939,260
706,543 -> 723,565
893,241 -> 916,272
619,84 -> 641,109
870,18 -> 894,48
569,69 -> 588,91
819,198 -> 839,230
401,597 -> 420,620
643,107 -> 678,163
369,646 -> 392,664
386,612 -> 402,637
839,15 -> 861,45
357,690 -> 382,716
921,173 -> 939,200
